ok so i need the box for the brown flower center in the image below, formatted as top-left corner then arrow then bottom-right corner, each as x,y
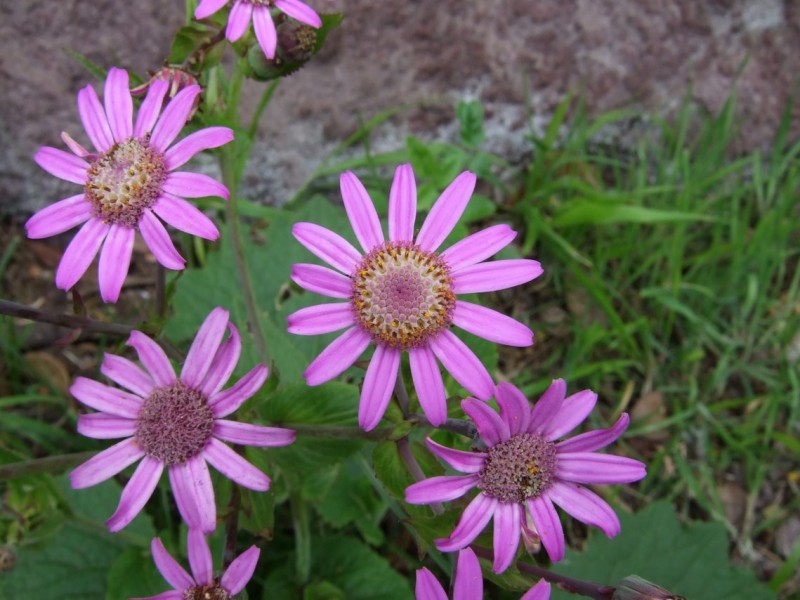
183,581 -> 230,600
478,433 -> 557,504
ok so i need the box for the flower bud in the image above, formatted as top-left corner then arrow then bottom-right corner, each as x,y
277,22 -> 318,64
613,576 -> 686,600
131,66 -> 202,118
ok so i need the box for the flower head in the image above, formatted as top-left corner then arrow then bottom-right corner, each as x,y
26,67 -> 232,303
416,547 -> 551,600
69,307 -> 295,533
195,0 -> 322,59
288,165 -> 542,430
135,529 -> 259,600
405,380 -> 646,573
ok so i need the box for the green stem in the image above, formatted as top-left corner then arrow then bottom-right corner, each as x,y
0,451 -> 97,480
290,492 -> 311,584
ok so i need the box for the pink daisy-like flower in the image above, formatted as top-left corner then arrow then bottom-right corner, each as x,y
69,307 -> 295,533
287,165 -> 542,431
134,529 -> 259,600
416,547 -> 551,600
195,0 -> 322,59
26,67 -> 232,303
405,380 -> 646,573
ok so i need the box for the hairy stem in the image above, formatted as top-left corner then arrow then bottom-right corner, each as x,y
0,300 -> 133,337
222,485 -> 241,570
397,436 -> 443,515
0,451 -> 97,480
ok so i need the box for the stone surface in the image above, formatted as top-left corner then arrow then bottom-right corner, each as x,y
1,0 -> 798,214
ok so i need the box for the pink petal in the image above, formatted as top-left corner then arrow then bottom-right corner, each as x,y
291,263 -> 353,299
527,495 -> 565,562
461,398 -> 510,446
77,84 -> 114,152
453,259 -> 543,294
226,1 -> 254,41
150,85 -> 203,152
134,80 -> 169,137
409,345 -> 447,426
169,456 -> 216,533
152,194 -> 220,240
104,67 -> 133,142
209,364 -> 268,418
425,437 -> 486,474
77,413 -> 137,439
127,331 -> 176,387
436,492 -> 497,552
556,453 -> 646,485
275,0 -> 322,27
440,224 -> 517,271
292,222 -> 362,275
107,456 -> 163,531
453,301 -> 534,347
194,0 -> 229,19
252,7 -> 277,59
34,146 -> 89,185
556,413 -> 630,454
25,194 -> 91,239
182,307 -> 230,388
405,474 -> 479,504
415,171 -> 476,253
340,171 -> 384,253
214,420 -> 296,447
55,218 -> 109,291
546,481 -> 621,538
69,437 -> 144,489
359,346 -> 401,431
527,379 -> 567,435
521,580 -> 552,600
151,537 -> 193,590
453,547 -> 483,600
428,330 -> 493,400
415,568 -> 448,600
98,224 -> 135,303
220,545 -> 260,595
139,210 -> 186,270
162,171 -> 229,200
203,438 -> 270,491
101,353 -> 154,397
187,529 -> 213,585
493,502 -> 522,573
286,303 -> 355,336
70,376 -> 142,418
387,163 -> 416,242
199,324 -> 242,397
544,389 -> 597,441
165,127 -> 234,170
495,381 -> 530,436
304,327 -> 370,385
61,131 -> 92,158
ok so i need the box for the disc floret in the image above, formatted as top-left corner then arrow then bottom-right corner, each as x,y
478,432 -> 557,504
183,581 -> 230,600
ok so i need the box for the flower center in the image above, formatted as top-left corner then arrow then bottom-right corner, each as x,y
351,241 -> 456,350
85,136 -> 167,228
478,433 -> 557,504
135,382 -> 215,466
183,581 -> 230,600
242,0 -> 274,5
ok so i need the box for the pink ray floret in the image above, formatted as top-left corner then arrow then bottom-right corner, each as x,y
416,547 -> 551,600
26,67 -> 233,303
287,164 -> 543,431
69,307 -> 295,533
133,529 -> 259,600
195,0 -> 322,59
405,380 -> 646,573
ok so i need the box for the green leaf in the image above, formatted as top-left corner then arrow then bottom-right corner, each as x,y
456,100 -> 485,148
168,24 -> 213,64
552,202 -> 717,227
106,547 -> 166,600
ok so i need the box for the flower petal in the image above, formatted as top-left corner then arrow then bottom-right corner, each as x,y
415,171 -> 476,252
359,346 -> 401,431
528,379 -> 566,435
292,222 -> 362,275
25,194 -> 91,239
77,84 -> 114,152
151,537 -> 193,590
194,0 -> 229,19
61,131 -> 92,158
275,0 -> 322,27
521,580 -> 552,600
69,437 -> 144,489
34,146 -> 88,185
170,456 -> 216,533
304,327 -> 370,386
187,529 -> 213,585
252,7 -> 277,59
409,345 -> 447,426
436,492 -> 497,552
104,67 -> 133,142
134,80 -> 169,137
226,1 -> 253,41
453,547 -> 483,600
546,481 -> 621,538
440,224 -> 517,271
127,331 -> 176,387
209,364 -> 268,418
556,453 -> 646,485
405,474 -> 479,504
55,218 -> 110,291
493,502 -> 521,573
462,398 -> 510,446
527,495 -> 565,562
182,307 -> 230,388
199,324 -> 242,397
70,376 -> 142,418
101,353 -> 154,397
453,301 -> 534,347
291,263 -> 353,299
77,413 -> 137,439
556,414 -> 630,454
214,420 -> 296,447
138,210 -> 186,270
544,389 -> 597,441
415,568 -> 448,600
150,85 -> 203,152
203,438 -> 270,491
453,259 -> 543,294
429,330 -> 493,400
286,303 -> 355,336
220,545 -> 260,595
152,194 -> 220,240
162,171 -> 229,200
340,171 -> 384,253
165,127 -> 234,170
425,437 -> 486,474
107,456 -> 163,531
388,163 -> 416,242
98,224 -> 135,303
495,382 -> 531,436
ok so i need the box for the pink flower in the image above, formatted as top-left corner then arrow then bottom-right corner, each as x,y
134,529 -> 259,600
416,547 -> 551,600
195,0 -> 322,59
287,165 -> 542,430
26,67 -> 232,303
405,380 -> 646,573
69,307 -> 295,533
